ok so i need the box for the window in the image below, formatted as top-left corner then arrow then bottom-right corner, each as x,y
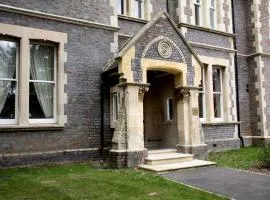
0,39 -> 18,124
194,0 -> 201,26
209,0 -> 216,29
0,23 -> 67,127
212,67 -> 223,119
134,0 -> 144,19
198,65 -> 206,119
118,0 -> 125,15
29,43 -> 56,123
166,98 -> 173,121
112,93 -> 118,122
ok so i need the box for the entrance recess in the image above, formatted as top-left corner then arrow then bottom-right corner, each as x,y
144,70 -> 178,149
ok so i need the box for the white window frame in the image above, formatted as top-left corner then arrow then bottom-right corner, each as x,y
166,98 -> 173,121
199,65 -> 206,121
194,0 -> 201,26
29,42 -> 57,124
209,0 -> 216,29
0,38 -> 19,125
212,67 -> 223,121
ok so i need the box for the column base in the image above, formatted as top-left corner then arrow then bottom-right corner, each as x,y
109,149 -> 148,168
176,144 -> 208,160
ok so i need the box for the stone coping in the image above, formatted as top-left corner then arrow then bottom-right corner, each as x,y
118,14 -> 149,24
0,124 -> 64,132
201,121 -> 240,126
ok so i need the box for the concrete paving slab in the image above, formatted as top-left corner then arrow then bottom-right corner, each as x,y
162,167 -> 270,200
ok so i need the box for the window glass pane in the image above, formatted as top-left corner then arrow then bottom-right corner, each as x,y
214,93 -> 221,118
213,68 -> 221,92
167,98 -> 173,120
0,40 -> 17,79
211,0 -> 215,7
210,9 -> 215,29
199,93 -> 204,118
30,44 -> 54,81
118,0 -> 124,14
112,94 -> 118,121
195,5 -> 200,25
0,81 -> 16,119
134,0 -> 142,18
29,82 -> 54,119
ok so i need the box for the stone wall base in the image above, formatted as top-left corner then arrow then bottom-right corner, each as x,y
251,137 -> 270,146
205,139 -> 240,152
0,148 -> 99,168
176,144 -> 208,160
109,149 -> 147,168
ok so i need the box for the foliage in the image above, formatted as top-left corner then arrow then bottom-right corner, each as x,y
259,143 -> 270,168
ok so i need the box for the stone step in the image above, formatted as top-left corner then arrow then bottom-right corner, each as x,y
140,159 -> 216,173
145,153 -> 194,165
148,149 -> 177,155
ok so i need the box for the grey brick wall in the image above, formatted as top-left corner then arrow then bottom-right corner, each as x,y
185,29 -> 232,49
202,125 -> 236,141
118,18 -> 146,36
236,56 -> 251,136
0,11 -> 114,154
1,0 -> 113,25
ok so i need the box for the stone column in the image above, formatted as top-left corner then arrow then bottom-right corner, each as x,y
110,82 -> 149,168
175,86 -> 208,160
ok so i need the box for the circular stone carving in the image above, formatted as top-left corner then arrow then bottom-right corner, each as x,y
158,40 -> 172,58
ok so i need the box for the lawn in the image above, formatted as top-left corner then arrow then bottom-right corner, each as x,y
209,146 -> 264,170
0,163 -> 227,200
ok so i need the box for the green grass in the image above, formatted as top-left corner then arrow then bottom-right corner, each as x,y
0,163 -> 227,200
209,146 -> 264,170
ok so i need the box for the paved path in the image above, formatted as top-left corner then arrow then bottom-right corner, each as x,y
162,167 -> 270,200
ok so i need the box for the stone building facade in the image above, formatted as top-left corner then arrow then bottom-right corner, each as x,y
0,0 -> 269,167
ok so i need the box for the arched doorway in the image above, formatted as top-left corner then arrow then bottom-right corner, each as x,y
144,70 -> 178,149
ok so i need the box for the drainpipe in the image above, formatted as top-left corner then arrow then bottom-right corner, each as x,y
100,81 -> 105,157
231,0 -> 244,147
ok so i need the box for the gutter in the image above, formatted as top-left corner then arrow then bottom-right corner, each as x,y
231,0 -> 244,147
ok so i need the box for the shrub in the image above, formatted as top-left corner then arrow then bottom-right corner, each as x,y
259,143 -> 270,168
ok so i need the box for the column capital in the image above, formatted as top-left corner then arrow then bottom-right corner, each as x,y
175,86 -> 199,99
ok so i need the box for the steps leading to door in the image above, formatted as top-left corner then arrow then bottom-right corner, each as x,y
140,149 -> 216,173
145,152 -> 194,165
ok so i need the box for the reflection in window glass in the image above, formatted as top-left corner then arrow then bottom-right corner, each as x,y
194,0 -> 201,25
166,98 -> 173,121
198,66 -> 205,118
0,39 -> 17,120
29,44 -> 55,119
134,0 -> 143,18
118,0 -> 125,15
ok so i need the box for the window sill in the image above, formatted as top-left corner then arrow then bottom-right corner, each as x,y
0,124 -> 64,132
201,121 -> 240,126
118,15 -> 148,24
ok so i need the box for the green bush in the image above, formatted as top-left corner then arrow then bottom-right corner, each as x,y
259,143 -> 270,168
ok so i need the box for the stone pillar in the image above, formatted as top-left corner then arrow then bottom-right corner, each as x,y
110,83 -> 149,168
175,87 -> 208,160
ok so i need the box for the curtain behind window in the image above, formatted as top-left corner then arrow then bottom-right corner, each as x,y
0,41 -> 16,114
30,44 -> 54,118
